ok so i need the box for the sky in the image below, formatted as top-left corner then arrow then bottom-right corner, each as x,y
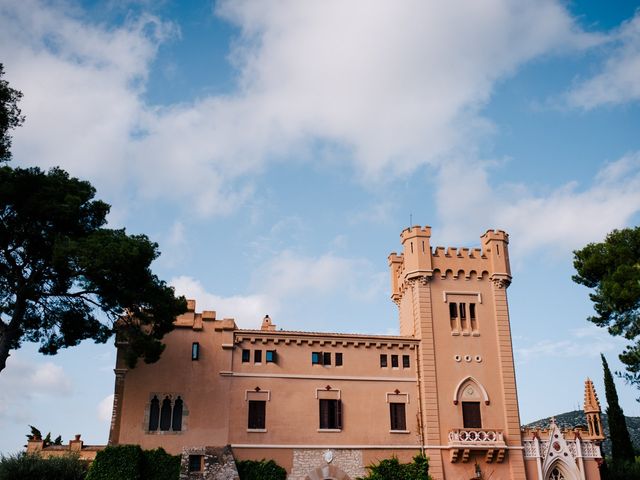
1,0 -> 640,454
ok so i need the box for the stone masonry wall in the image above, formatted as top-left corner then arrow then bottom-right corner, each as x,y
180,446 -> 239,480
289,449 -> 364,480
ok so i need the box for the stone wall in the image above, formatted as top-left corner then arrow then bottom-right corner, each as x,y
289,449 -> 364,480
180,446 -> 239,480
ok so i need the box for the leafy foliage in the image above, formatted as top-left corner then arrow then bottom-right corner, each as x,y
0,165 -> 187,372
573,228 -> 640,387
600,458 -> 640,480
0,64 -> 24,162
86,445 -> 180,480
0,452 -> 87,480
358,454 -> 431,480
602,354 -> 636,462
236,459 -> 287,480
25,425 -> 62,446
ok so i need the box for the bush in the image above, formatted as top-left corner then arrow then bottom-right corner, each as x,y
237,459 -> 287,480
0,452 -> 87,480
601,458 -> 640,480
86,445 -> 180,480
141,448 -> 181,480
86,445 -> 143,480
359,454 -> 431,480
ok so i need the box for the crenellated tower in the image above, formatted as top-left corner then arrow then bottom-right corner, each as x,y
388,225 -> 526,480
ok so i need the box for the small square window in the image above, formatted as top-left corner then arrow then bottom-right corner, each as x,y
188,455 -> 203,473
323,352 -> 331,366
191,342 -> 200,361
391,355 -> 399,368
266,350 -> 277,363
254,350 -> 262,363
242,349 -> 250,363
335,352 -> 343,366
312,352 -> 323,365
380,354 -> 388,368
402,355 -> 410,368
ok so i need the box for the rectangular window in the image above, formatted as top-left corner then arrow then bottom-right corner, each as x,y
319,399 -> 342,429
402,355 -> 410,368
242,349 -> 250,363
248,400 -> 266,429
462,401 -> 482,428
470,303 -> 478,332
188,455 -> 203,473
335,352 -> 343,366
266,350 -> 277,363
323,352 -> 332,366
390,403 -> 406,431
380,354 -> 388,367
254,350 -> 262,363
312,351 -> 323,365
391,355 -> 399,368
191,342 -> 200,361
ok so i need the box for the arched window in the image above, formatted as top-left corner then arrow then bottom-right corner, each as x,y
148,396 -> 160,431
172,397 -> 183,431
160,396 -> 172,431
548,467 -> 566,480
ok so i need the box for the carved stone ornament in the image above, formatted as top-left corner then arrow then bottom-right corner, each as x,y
323,449 -> 333,463
491,278 -> 511,289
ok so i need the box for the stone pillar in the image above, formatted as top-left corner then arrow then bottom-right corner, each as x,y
412,277 -> 444,479
108,368 -> 127,445
491,277 -> 526,480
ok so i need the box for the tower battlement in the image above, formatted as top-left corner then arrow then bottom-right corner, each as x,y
388,225 -> 511,302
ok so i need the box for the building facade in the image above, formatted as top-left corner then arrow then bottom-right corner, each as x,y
108,226 -> 603,480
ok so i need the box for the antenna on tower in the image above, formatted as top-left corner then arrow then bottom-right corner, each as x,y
409,213 -> 412,227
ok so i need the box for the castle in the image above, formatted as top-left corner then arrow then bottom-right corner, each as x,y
107,226 -> 604,480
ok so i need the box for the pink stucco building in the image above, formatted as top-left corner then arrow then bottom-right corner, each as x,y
108,226 -> 603,480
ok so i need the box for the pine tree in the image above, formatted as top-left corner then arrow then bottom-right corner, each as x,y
601,354 -> 636,462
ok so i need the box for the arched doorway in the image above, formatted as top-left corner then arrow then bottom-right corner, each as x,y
305,464 -> 351,480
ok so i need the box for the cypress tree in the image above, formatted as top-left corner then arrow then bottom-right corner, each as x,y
601,354 -> 636,462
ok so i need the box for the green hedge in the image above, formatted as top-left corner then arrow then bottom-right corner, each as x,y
86,445 -> 179,480
359,454 -> 431,480
600,458 -> 640,480
236,459 -> 287,480
0,452 -> 87,480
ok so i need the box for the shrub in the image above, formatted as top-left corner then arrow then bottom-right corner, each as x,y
0,452 -> 87,480
86,445 -> 144,480
86,445 -> 180,480
237,459 -> 287,480
359,454 -> 431,480
141,448 -> 180,480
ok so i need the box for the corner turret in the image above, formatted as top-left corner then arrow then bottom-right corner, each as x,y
480,229 -> 511,285
400,225 -> 433,280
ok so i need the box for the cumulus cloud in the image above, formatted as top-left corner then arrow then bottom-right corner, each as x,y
567,13 -> 640,109
97,394 -> 115,423
0,357 -> 72,424
436,152 -> 640,256
171,249 -> 385,328
0,0 -> 597,218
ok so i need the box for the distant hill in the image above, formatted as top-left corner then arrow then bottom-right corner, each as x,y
523,410 -> 640,457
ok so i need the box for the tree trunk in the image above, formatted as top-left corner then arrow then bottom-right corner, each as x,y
0,297 -> 25,373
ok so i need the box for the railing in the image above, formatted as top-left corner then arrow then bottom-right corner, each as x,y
448,429 -> 506,447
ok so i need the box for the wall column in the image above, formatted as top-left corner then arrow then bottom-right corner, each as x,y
491,277 -> 527,479
108,368 -> 128,445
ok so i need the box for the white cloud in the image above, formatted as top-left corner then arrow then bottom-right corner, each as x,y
516,325 -> 625,362
170,275 -> 275,328
97,394 -> 114,423
567,13 -> 640,109
0,0 -> 597,218
436,152 -> 640,256
0,357 -> 72,425
171,249 -> 385,328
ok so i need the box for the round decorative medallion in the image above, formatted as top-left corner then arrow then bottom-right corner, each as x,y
553,441 -> 561,452
466,387 -> 475,396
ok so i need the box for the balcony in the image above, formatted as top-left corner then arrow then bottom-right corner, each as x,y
448,429 -> 507,463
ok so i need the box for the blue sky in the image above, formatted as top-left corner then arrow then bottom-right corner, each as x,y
1,0 -> 640,454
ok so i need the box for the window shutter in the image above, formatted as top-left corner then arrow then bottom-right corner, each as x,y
336,400 -> 343,429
